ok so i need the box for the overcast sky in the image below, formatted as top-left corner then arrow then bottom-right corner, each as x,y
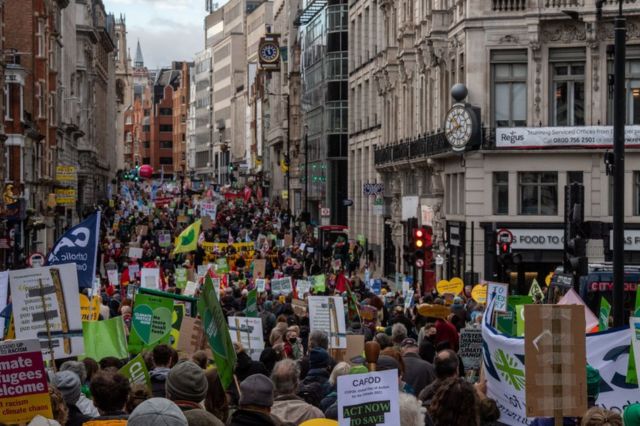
104,0 -> 209,69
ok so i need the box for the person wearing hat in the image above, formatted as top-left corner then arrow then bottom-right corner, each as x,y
165,361 -> 216,424
624,403 -> 640,425
60,361 -> 99,417
298,347 -> 332,408
52,371 -> 93,426
128,398 -> 187,426
401,337 -> 436,396
228,373 -> 293,426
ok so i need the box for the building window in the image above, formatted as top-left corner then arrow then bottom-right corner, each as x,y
159,157 -> 173,165
142,125 -> 150,132
48,91 -> 55,125
493,172 -> 509,215
36,82 -> 45,118
550,48 -> 585,126
159,124 -> 173,132
635,172 -> 640,216
567,171 -> 583,185
37,19 -> 45,58
326,101 -> 348,133
160,140 -> 173,149
519,172 -> 558,215
607,51 -> 640,124
4,84 -> 10,120
491,50 -> 527,127
142,157 -> 150,165
144,109 -> 150,117
143,141 -> 150,149
159,108 -> 172,116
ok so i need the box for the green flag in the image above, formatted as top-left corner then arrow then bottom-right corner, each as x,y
119,353 -> 151,390
312,274 -> 326,293
198,276 -> 237,390
175,268 -> 188,289
83,316 -> 128,361
599,297 -> 611,331
128,293 -> 175,354
244,289 -> 258,318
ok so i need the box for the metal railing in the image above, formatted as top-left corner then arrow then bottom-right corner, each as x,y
491,0 -> 527,11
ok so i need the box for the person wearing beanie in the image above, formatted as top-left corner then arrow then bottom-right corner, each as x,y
183,409 -> 225,426
166,360 -> 215,425
228,374 -> 292,426
128,398 -> 187,426
60,361 -> 99,417
298,347 -> 332,408
52,371 -> 93,426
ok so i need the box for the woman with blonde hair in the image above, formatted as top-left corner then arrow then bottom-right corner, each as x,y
581,407 -> 622,426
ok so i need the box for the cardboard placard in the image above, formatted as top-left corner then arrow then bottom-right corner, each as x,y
296,280 -> 312,298
292,299 -> 308,317
524,304 -> 587,418
176,316 -> 207,356
79,294 -> 101,321
253,259 -> 266,278
337,369 -> 400,426
0,339 -> 53,423
255,278 -> 266,293
345,334 -> 365,361
284,233 -> 293,248
128,247 -> 144,259
201,215 -> 213,231
136,225 -> 148,236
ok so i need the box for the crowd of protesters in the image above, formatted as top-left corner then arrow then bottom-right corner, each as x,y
5,180 -> 640,426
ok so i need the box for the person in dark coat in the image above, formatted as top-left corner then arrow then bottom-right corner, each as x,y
400,338 -> 436,397
149,344 -> 174,398
227,374 -> 293,426
298,347 -> 332,407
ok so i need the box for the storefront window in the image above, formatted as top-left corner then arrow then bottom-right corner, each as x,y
493,172 -> 509,215
550,48 -> 585,127
519,172 -> 558,215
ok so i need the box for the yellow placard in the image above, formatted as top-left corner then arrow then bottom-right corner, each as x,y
79,294 -> 101,321
417,304 -> 451,319
545,272 -> 554,286
436,278 -> 464,296
471,284 -> 488,304
2,392 -> 53,424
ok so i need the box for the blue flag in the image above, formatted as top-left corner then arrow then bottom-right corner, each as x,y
47,211 -> 101,289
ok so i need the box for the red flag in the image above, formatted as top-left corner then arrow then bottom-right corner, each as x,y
336,272 -> 348,293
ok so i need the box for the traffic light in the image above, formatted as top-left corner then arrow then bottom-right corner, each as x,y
413,226 -> 433,268
498,241 -> 512,266
566,235 -> 588,277
564,183 -> 588,281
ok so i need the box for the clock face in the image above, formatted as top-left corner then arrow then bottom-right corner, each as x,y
444,104 -> 473,151
259,43 -> 279,63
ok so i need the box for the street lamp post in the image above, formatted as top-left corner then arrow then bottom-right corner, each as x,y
612,0 -> 626,327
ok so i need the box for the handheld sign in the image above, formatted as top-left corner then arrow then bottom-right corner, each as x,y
337,369 -> 400,426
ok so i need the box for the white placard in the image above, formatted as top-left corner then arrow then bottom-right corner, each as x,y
9,264 -> 84,359
496,126 -> 640,149
255,279 -> 266,293
107,269 -> 119,287
227,316 -> 264,361
308,296 -> 347,349
271,277 -> 293,296
337,369 -> 400,426
140,268 -> 160,289
200,201 -> 217,220
421,204 -> 434,227
508,228 -> 564,250
487,282 -> 509,313
0,272 -> 8,339
183,281 -> 198,297
296,280 -> 312,298
128,247 -> 143,259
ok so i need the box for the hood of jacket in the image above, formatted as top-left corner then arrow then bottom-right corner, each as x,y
150,367 -> 171,381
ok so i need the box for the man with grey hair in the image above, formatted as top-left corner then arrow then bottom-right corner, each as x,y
391,322 -> 408,348
271,359 -> 324,424
299,330 -> 335,378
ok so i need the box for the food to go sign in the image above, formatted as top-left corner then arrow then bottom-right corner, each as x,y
506,229 -> 564,250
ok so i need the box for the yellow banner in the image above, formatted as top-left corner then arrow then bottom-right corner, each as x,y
55,188 -> 77,206
202,242 -> 255,259
56,165 -> 77,182
2,392 -> 53,424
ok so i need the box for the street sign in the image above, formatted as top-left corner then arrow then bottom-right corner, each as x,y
320,207 -> 331,217
415,258 -> 424,268
496,228 -> 514,244
28,252 -> 45,268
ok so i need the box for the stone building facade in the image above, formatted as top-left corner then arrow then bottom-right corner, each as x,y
372,0 -> 640,291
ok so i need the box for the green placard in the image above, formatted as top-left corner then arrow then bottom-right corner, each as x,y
175,268 -> 188,289
599,297 -> 611,331
507,295 -> 533,311
119,354 -> 151,390
312,274 -> 326,293
516,305 -> 525,337
128,293 -> 175,354
215,257 -> 229,274
496,311 -> 515,336
83,316 -> 128,361
244,289 -> 258,318
627,288 -> 640,384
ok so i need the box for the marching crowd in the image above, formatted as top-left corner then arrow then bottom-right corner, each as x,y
5,180 -> 640,426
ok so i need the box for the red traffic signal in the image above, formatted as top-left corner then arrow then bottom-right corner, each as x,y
500,242 -> 511,255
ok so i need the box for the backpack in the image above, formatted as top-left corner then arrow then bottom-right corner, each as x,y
297,380 -> 324,408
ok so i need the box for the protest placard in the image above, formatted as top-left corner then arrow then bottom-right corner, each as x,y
83,316 -> 128,361
471,284 -> 487,303
119,353 -> 151,390
171,304 -> 185,348
200,201 -> 217,220
128,293 -> 175,354
177,316 -> 207,356
228,316 -> 264,361
296,280 -> 312,298
308,296 -> 347,349
345,334 -> 365,361
337,369 -> 400,426
370,279 -> 382,295
175,268 -> 188,289
183,281 -> 198,297
524,304 -> 587,418
79,294 -> 101,321
253,259 -> 266,278
128,247 -> 143,259
140,267 -> 161,289
271,277 -> 293,296
436,279 -> 464,296
416,304 -> 450,319
0,339 -> 52,424
128,263 -> 140,279
107,269 -> 119,287
9,264 -> 84,359
292,299 -> 307,317
459,327 -> 483,371
255,278 -> 266,293
487,282 -> 509,313
312,274 -> 326,293
158,231 -> 172,248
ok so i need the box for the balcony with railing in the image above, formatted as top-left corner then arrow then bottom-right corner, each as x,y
489,0 -> 638,14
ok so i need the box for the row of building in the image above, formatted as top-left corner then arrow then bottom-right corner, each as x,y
183,0 -> 640,291
0,0 -> 122,266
